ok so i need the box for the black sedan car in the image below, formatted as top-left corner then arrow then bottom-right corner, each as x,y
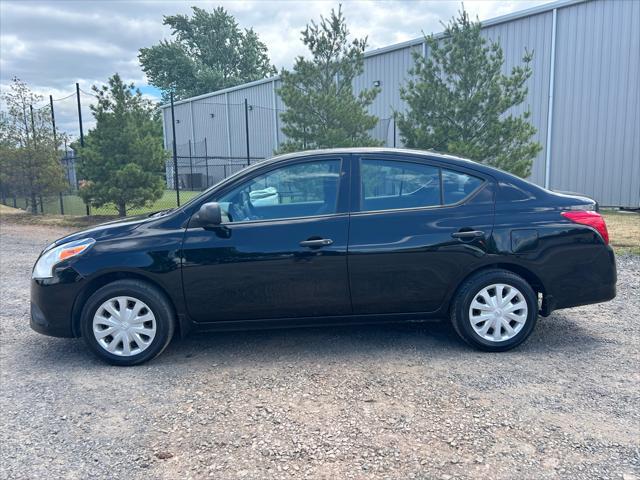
31,148 -> 616,365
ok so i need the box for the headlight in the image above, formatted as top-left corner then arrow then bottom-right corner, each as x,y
32,238 -> 96,279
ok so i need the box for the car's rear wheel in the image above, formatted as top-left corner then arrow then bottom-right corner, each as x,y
450,269 -> 537,351
81,280 -> 174,366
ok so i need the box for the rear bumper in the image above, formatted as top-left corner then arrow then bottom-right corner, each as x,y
543,245 -> 617,313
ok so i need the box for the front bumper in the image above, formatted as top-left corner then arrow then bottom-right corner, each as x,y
30,267 -> 84,338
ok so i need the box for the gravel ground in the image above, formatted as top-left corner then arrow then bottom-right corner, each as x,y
1,222 -> 638,480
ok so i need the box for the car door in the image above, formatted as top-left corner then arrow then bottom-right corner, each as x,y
348,154 -> 495,314
181,155 -> 352,323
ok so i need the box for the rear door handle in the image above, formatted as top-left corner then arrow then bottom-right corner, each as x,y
451,230 -> 485,239
299,238 -> 333,248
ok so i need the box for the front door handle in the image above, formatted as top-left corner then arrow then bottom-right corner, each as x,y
299,238 -> 333,248
451,230 -> 485,239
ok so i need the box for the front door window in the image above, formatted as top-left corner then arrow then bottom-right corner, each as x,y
217,159 -> 342,223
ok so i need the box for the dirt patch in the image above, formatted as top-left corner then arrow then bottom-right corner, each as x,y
1,223 -> 638,479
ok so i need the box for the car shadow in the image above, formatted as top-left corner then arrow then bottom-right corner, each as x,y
156,312 -> 605,366
27,312 -> 605,370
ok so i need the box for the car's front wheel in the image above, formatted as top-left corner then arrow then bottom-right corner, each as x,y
81,280 -> 175,366
450,269 -> 538,351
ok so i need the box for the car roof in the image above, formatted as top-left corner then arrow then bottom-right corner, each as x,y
263,147 -> 505,178
178,147 -> 549,213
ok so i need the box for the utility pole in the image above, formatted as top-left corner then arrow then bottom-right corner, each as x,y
170,92 -> 180,206
29,104 -> 36,144
50,95 -> 63,212
49,95 -> 57,147
76,83 -> 88,215
75,83 -> 84,147
28,105 -> 37,213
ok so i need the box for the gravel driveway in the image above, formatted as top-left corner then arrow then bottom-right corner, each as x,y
1,222 -> 638,480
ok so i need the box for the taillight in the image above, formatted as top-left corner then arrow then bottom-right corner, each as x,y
561,210 -> 609,244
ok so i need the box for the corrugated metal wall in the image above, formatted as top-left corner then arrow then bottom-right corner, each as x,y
162,0 -> 639,207
191,94 -> 228,157
354,45 -> 421,146
481,11 -> 554,187
550,0 -> 639,207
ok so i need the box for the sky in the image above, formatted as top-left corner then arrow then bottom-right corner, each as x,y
0,0 -> 552,138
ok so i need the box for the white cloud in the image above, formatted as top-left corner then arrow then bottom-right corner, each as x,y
0,0 -> 552,139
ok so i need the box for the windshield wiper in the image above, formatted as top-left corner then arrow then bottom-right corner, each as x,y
149,208 -> 175,218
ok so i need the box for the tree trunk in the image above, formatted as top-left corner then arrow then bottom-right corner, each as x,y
30,192 -> 38,214
117,202 -> 126,217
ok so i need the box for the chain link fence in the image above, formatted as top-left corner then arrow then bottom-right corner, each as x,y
1,92 -> 395,217
0,149 -> 263,217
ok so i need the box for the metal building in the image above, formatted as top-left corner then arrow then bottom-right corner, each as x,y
161,0 -> 640,208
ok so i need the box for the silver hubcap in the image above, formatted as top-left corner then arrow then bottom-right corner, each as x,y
469,283 -> 528,342
93,296 -> 157,356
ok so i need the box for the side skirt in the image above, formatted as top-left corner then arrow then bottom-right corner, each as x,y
190,311 -> 445,334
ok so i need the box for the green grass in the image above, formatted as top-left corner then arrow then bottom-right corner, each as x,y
8,190 -> 202,217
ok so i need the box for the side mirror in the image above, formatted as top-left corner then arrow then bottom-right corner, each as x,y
196,202 -> 222,227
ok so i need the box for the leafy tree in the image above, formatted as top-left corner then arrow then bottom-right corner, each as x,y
396,9 -> 542,177
139,7 -> 276,100
277,6 -> 382,153
77,74 -> 166,217
0,77 -> 66,213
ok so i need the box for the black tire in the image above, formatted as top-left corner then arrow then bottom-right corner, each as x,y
80,280 -> 175,366
450,269 -> 538,352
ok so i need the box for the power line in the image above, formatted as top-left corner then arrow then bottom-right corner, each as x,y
79,88 -> 99,98
51,92 -> 76,102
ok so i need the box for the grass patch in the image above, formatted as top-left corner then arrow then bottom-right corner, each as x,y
4,190 -> 202,217
1,190 -> 203,228
1,205 -> 110,228
602,210 -> 640,255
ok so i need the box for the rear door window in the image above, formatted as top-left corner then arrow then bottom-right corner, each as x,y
360,158 -> 484,212
442,169 -> 484,205
361,159 -> 440,211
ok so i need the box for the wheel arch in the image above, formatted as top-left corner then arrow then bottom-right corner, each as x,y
446,262 -> 546,315
71,271 -> 183,338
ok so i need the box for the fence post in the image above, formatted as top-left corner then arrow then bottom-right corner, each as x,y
39,195 -> 44,214
13,195 -> 17,208
188,139 -> 194,186
59,192 -> 64,215
204,137 -> 209,188
393,117 -> 397,148
244,98 -> 251,165
86,203 -> 90,216
170,92 -> 180,207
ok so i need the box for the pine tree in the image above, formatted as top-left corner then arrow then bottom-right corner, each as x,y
277,6 -> 382,153
77,74 -> 166,217
397,8 -> 542,178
